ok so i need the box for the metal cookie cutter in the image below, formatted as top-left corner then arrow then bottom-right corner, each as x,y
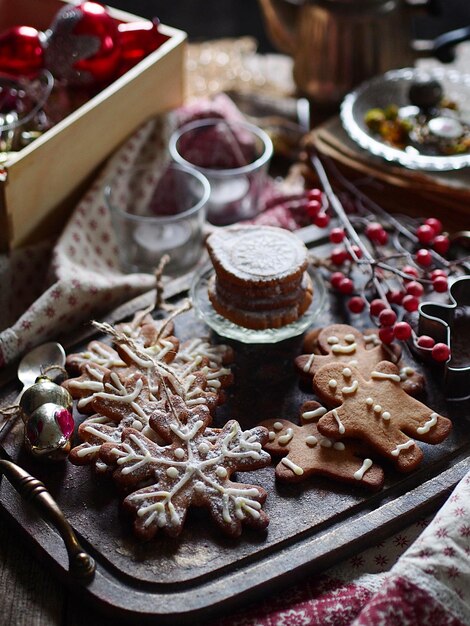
418,275 -> 470,401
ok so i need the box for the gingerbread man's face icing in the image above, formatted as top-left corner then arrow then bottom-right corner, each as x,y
314,361 -> 452,472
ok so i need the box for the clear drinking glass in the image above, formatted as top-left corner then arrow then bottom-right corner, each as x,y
105,163 -> 210,275
169,117 -> 273,225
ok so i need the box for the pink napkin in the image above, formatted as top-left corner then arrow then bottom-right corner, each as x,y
0,94 -> 305,367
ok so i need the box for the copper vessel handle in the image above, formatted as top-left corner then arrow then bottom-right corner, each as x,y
0,459 -> 95,581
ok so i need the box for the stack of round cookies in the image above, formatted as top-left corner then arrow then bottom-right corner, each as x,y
206,225 -> 313,330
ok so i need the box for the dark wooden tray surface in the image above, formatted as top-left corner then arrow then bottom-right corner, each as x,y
1,247 -> 469,624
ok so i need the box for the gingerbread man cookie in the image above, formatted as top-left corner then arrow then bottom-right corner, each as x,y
296,324 -> 424,396
260,401 -> 384,490
314,361 -> 452,472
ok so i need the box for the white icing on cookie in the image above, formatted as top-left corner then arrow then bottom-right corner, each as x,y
354,458 -> 373,480
302,406 -> 327,421
327,336 -> 339,345
216,466 -> 228,479
382,411 -> 391,421
278,428 -> 294,445
391,440 -> 415,457
371,370 -> 401,383
342,367 -> 352,378
329,379 -> 338,390
331,343 -> 356,354
333,442 -> 345,451
303,353 -> 315,372
305,435 -> 318,447
281,457 -> 304,476
400,366 -> 415,380
417,412 -> 438,435
332,409 -> 346,434
341,380 -> 358,395
366,397 -> 374,407
364,334 -> 380,346
273,421 -> 284,431
166,467 -> 179,479
344,334 -> 355,343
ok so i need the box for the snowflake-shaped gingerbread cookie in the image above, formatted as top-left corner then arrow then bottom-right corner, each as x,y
100,397 -> 271,538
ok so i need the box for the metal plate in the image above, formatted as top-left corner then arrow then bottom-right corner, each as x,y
340,67 -> 470,171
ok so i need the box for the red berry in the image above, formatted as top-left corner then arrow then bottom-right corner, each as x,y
307,188 -> 322,202
379,326 -> 395,344
365,222 -> 387,244
430,269 -> 447,280
306,199 -> 321,219
425,217 -> 442,236
379,308 -> 397,327
394,321 -> 412,341
338,277 -> 354,295
376,228 -> 389,245
415,248 -> 433,267
402,265 -> 419,280
416,224 -> 435,244
431,342 -> 450,362
348,296 -> 365,314
433,235 -> 450,255
402,294 -> 419,312
369,299 -> 387,317
329,227 -> 345,243
330,271 -> 345,289
314,211 -> 330,228
406,281 -> 424,298
330,247 -> 348,265
432,276 -> 448,293
387,289 -> 404,305
350,244 -> 363,259
417,335 -> 435,349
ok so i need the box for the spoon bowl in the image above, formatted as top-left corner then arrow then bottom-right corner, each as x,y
17,342 -> 66,400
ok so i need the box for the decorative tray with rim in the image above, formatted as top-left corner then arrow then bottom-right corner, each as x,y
0,238 -> 469,625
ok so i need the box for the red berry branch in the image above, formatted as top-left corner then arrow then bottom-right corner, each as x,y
307,152 -> 469,363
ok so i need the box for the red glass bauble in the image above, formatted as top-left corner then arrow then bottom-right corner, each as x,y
73,2 -> 120,82
117,19 -> 168,74
45,1 -> 120,85
0,26 -> 44,76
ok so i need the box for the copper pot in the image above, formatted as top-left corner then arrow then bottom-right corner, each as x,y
258,0 -> 469,106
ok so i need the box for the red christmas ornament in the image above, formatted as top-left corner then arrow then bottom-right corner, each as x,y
45,1 -> 120,85
0,26 -> 44,76
117,19 -> 168,74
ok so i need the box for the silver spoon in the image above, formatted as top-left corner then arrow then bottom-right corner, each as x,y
17,342 -> 66,402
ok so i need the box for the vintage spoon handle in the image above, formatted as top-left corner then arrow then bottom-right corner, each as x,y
0,458 -> 95,581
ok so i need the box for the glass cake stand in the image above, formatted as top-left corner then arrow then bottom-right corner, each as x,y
190,264 -> 327,344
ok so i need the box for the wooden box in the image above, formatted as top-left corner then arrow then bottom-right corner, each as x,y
0,0 -> 187,251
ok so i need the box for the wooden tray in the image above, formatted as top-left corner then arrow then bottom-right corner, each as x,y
1,244 -> 469,624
